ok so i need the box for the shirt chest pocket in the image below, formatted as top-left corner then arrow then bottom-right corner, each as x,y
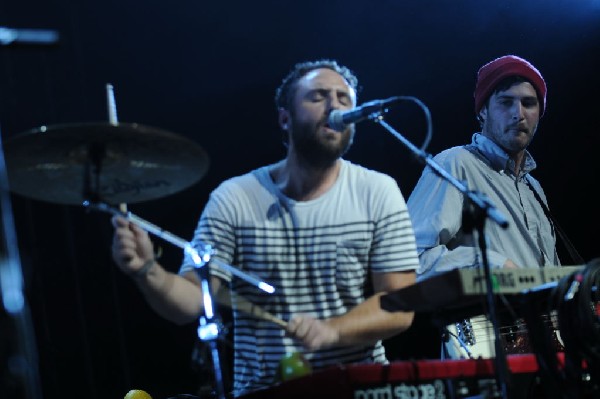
335,240 -> 370,294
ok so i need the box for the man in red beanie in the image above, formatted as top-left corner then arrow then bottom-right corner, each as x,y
406,55 -> 573,361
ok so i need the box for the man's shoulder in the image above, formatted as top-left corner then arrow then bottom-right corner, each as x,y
343,159 -> 395,182
342,160 -> 403,201
212,165 -> 269,195
433,145 -> 480,167
435,144 -> 472,157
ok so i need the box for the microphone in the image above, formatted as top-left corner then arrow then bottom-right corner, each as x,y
328,97 -> 400,131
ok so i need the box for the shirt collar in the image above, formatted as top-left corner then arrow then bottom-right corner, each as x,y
471,133 -> 537,177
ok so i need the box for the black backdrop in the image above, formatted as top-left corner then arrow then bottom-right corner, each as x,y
1,1 -> 599,398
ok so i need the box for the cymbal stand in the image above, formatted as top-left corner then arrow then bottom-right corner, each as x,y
370,97 -> 510,399
86,201 -> 275,399
77,85 -> 114,205
0,128 -> 43,399
1,25 -> 60,399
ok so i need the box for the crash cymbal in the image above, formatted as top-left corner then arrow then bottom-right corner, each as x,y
3,122 -> 209,205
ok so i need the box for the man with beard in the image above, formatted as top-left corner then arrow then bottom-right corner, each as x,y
407,55 -> 563,360
111,59 -> 419,397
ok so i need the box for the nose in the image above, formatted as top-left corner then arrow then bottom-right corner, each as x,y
328,91 -> 352,111
327,97 -> 343,111
512,103 -> 524,120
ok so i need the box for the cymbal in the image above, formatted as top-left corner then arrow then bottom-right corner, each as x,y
3,122 -> 210,205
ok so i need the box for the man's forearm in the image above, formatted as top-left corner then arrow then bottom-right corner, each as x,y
134,263 -> 204,325
327,292 -> 415,347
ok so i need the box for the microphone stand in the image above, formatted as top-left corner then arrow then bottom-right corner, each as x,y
86,202 -> 275,399
371,108 -> 510,399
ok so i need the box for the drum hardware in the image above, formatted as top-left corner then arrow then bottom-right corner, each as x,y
1,87 -> 273,399
87,201 -> 275,399
2,121 -> 210,206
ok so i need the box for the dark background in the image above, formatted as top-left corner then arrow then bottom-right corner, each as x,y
1,1 -> 599,398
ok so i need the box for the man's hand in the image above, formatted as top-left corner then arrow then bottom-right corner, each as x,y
287,314 -> 340,351
111,215 -> 155,276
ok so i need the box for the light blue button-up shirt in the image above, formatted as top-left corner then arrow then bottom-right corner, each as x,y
407,133 -> 560,282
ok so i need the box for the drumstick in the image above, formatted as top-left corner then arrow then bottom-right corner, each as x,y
106,83 -> 128,214
215,286 -> 288,329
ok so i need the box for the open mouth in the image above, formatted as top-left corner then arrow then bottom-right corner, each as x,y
323,120 -> 341,133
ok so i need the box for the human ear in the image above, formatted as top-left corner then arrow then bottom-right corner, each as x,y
278,108 -> 290,130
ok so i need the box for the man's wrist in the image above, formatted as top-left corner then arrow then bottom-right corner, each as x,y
132,258 -> 156,279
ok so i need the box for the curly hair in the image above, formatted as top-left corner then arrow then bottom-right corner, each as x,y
274,59 -> 359,111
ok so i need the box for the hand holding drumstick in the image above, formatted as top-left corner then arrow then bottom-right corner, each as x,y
215,286 -> 288,329
215,287 -> 340,351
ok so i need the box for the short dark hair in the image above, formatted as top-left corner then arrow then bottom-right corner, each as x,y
274,59 -> 359,111
492,75 -> 530,98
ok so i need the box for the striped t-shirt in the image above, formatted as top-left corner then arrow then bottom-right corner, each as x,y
180,159 -> 419,397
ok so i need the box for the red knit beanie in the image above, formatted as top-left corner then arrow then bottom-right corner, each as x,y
474,55 -> 546,116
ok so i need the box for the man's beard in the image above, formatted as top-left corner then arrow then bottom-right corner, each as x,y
483,113 -> 537,154
289,119 -> 354,168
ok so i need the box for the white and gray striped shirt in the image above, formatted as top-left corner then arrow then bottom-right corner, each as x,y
180,159 -> 419,397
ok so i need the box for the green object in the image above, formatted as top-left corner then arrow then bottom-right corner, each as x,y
277,351 -> 312,382
491,274 -> 499,292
